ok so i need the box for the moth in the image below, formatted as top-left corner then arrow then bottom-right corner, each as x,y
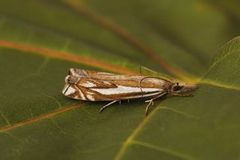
62,68 -> 197,115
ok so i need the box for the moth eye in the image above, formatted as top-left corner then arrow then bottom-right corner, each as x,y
173,85 -> 183,91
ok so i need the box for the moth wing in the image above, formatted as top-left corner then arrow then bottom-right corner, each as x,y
76,77 -> 164,101
69,68 -> 115,77
78,78 -> 117,88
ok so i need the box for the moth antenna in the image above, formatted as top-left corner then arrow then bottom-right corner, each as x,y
139,76 -> 172,97
141,66 -> 158,74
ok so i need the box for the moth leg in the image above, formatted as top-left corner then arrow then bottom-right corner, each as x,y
145,93 -> 166,116
145,99 -> 154,116
99,100 -> 118,113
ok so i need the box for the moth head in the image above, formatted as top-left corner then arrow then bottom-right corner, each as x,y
170,82 -> 198,95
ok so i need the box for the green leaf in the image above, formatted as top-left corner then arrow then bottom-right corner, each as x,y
0,0 -> 240,160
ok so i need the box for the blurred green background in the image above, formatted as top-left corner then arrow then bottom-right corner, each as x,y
0,0 -> 240,160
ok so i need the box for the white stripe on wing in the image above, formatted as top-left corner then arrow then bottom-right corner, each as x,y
91,85 -> 162,95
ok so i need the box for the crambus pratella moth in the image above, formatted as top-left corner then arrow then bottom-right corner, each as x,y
62,68 -> 197,115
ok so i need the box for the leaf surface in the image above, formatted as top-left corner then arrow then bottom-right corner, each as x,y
0,1 -> 240,160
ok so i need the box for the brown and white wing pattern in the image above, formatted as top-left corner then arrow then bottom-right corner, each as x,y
62,68 -> 169,101
63,79 -> 165,101
88,84 -> 164,101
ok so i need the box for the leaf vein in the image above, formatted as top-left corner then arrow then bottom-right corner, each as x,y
158,106 -> 199,120
63,0 -> 190,80
202,49 -> 240,80
113,106 -> 160,160
200,80 -> 240,91
0,103 -> 84,133
0,110 -> 11,126
114,105 -> 199,160
131,140 -> 197,160
0,40 -> 136,75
